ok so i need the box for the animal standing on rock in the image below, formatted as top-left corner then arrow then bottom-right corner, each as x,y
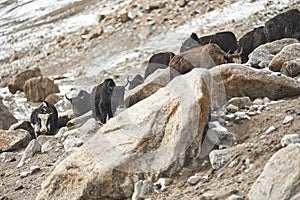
144,52 -> 175,79
30,101 -> 58,137
65,90 -> 92,117
91,78 -> 116,124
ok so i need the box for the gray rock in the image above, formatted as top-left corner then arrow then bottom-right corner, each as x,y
63,137 -> 83,151
20,171 -> 30,178
281,134 -> 300,146
226,104 -> 239,113
67,110 -> 92,128
248,38 -> 299,68
209,148 -> 232,169
0,100 -> 17,130
132,179 -> 153,200
30,165 -> 41,174
265,126 -> 277,134
227,194 -> 245,200
0,130 -> 31,152
125,67 -> 175,107
0,152 -> 16,162
226,97 -> 252,109
281,58 -> 300,77
17,139 -> 41,168
36,68 -> 212,200
269,43 -> 300,72
253,98 -> 265,105
210,64 -> 300,100
283,116 -> 294,124
249,144 -> 300,200
187,175 -> 201,185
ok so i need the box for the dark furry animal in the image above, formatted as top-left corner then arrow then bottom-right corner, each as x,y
238,26 -> 267,63
91,78 -> 116,123
11,121 -> 36,139
127,74 -> 144,90
199,31 -> 238,54
65,90 -> 92,117
170,43 -> 241,74
111,85 -> 126,114
57,116 -> 72,129
144,52 -> 175,79
180,33 -> 202,53
30,101 -> 58,136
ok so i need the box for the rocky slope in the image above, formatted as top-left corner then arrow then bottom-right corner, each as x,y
0,0 -> 300,200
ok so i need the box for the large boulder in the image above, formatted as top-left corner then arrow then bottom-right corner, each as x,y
0,130 -> 31,152
238,26 -> 267,63
23,77 -> 60,102
125,67 -> 177,107
249,144 -> 300,200
248,38 -> 299,68
269,43 -> 300,72
210,64 -> 300,100
264,9 -> 300,42
7,67 -> 42,94
281,59 -> 300,78
0,98 -> 17,130
36,68 -> 212,200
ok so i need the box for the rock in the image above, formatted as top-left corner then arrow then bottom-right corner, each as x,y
226,97 -> 252,109
227,194 -> 245,200
234,111 -> 251,120
23,77 -> 60,102
239,26 -> 267,63
67,110 -> 92,128
0,130 -> 31,152
44,94 -> 60,105
0,99 -> 17,130
253,98 -> 264,105
8,67 -> 42,94
209,148 -> 232,169
264,9 -> 300,42
96,14 -> 105,23
37,135 -> 59,153
132,179 -> 153,200
265,126 -> 277,134
0,152 -> 16,162
30,165 -> 41,174
281,134 -> 300,146
148,2 -> 165,12
63,137 -> 83,151
125,67 -> 175,107
187,175 -> 201,185
249,144 -> 300,200
17,139 -> 41,168
282,116 -> 294,124
20,171 -> 30,178
226,104 -> 239,113
154,178 -> 172,191
281,58 -> 300,77
36,68 -> 212,200
269,43 -> 300,72
248,38 -> 299,68
178,0 -> 188,7
210,64 -> 300,100
118,12 -> 131,23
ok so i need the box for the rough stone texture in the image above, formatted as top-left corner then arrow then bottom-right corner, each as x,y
281,134 -> 300,146
132,180 -> 153,200
210,64 -> 300,100
209,148 -> 232,169
226,97 -> 252,109
0,99 -> 17,130
0,130 -> 31,152
248,38 -> 299,68
281,59 -> 300,78
269,43 -> 300,72
36,68 -> 212,200
249,144 -> 300,200
8,67 -> 42,94
125,67 -> 176,107
23,77 -> 60,102
264,9 -> 300,42
17,139 -> 41,168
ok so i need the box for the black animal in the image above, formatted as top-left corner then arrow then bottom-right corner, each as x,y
65,90 -> 92,117
180,33 -> 202,53
144,52 -> 175,79
127,74 -> 144,90
30,101 -> 58,136
91,78 -> 116,123
57,116 -> 72,129
238,26 -> 267,63
10,121 -> 36,139
111,86 -> 126,114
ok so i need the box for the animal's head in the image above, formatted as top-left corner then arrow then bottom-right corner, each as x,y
66,90 -> 91,117
104,78 -> 116,92
37,102 -> 53,134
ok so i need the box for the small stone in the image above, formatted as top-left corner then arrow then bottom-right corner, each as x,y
227,194 -> 245,200
253,98 -> 264,105
266,126 -> 277,134
234,112 -> 251,120
209,149 -> 232,169
187,175 -> 201,185
281,134 -> 300,146
30,165 -> 40,174
226,104 -> 239,113
282,116 -> 293,124
178,0 -> 188,7
20,171 -> 30,178
263,97 -> 270,104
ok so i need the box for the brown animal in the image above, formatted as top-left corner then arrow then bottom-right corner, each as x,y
170,43 -> 241,74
